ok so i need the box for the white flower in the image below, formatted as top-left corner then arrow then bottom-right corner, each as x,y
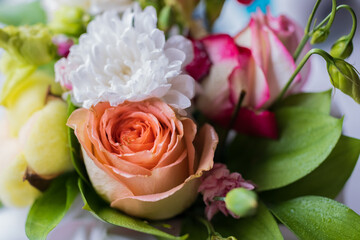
42,0 -> 134,19
56,4 -> 195,111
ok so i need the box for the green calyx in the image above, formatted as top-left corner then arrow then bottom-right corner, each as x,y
0,24 -> 56,66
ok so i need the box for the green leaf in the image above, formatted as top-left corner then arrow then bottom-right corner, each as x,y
78,179 -> 186,240
213,201 -> 283,240
26,173 -> 79,240
269,196 -> 360,240
67,96 -> 89,183
261,135 -> 360,201
0,0 -> 46,26
205,0 -> 226,26
228,107 -> 342,191
180,217 -> 208,240
275,90 -> 332,114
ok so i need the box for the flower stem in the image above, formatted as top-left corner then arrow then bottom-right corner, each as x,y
293,0 -> 321,61
317,5 -> 357,40
273,48 -> 334,107
218,91 -> 246,162
293,35 -> 310,61
293,0 -> 337,61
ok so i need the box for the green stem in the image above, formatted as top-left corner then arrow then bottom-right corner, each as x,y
218,91 -> 246,162
293,0 -> 336,61
197,217 -> 216,235
324,0 -> 337,31
305,0 -> 322,35
293,34 -> 310,61
315,5 -> 357,40
293,0 -> 321,61
273,49 -> 334,106
213,196 -> 226,201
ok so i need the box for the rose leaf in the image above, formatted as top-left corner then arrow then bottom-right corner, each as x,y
274,90 -> 332,114
78,179 -> 187,240
269,196 -> 360,240
25,173 -> 79,240
261,135 -> 360,202
228,107 -> 342,191
212,201 -> 283,240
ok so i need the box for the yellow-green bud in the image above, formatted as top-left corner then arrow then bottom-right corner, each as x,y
311,28 -> 330,45
225,188 -> 258,218
0,25 -> 56,65
159,5 -> 176,32
327,59 -> 360,104
138,0 -> 163,13
49,6 -> 90,37
330,36 -> 353,59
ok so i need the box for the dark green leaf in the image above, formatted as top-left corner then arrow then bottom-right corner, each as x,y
78,179 -> 186,240
0,0 -> 46,26
269,196 -> 360,240
213,201 -> 283,240
228,107 -> 342,191
180,217 -> 208,240
261,135 -> 360,201
26,173 -> 79,240
275,90 -> 332,114
67,96 -> 89,183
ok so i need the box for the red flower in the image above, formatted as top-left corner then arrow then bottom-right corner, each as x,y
237,0 -> 254,5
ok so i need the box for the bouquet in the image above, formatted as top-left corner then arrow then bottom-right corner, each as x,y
0,0 -> 360,239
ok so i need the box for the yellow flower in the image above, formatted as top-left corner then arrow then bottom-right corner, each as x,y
0,64 -> 72,207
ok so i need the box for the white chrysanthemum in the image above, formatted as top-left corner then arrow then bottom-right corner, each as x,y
56,4 -> 195,111
42,0 -> 134,18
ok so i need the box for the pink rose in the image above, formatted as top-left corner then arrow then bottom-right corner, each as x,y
193,11 -> 308,138
67,98 -> 218,220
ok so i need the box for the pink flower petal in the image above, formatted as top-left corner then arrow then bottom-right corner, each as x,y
185,39 -> 212,82
228,47 -> 270,109
234,108 -> 278,139
201,34 -> 240,64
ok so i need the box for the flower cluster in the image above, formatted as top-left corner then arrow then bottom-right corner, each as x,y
1,1 -> 360,240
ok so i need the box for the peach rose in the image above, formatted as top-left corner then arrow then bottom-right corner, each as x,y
67,98 -> 218,220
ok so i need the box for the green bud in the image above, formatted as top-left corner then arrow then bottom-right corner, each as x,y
330,36 -> 353,59
49,6 -> 90,37
0,25 -> 56,65
225,188 -> 257,218
138,0 -> 163,13
327,59 -> 360,104
158,5 -> 176,32
311,27 -> 330,44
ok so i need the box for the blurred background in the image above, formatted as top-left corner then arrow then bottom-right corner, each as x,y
0,0 -> 359,239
